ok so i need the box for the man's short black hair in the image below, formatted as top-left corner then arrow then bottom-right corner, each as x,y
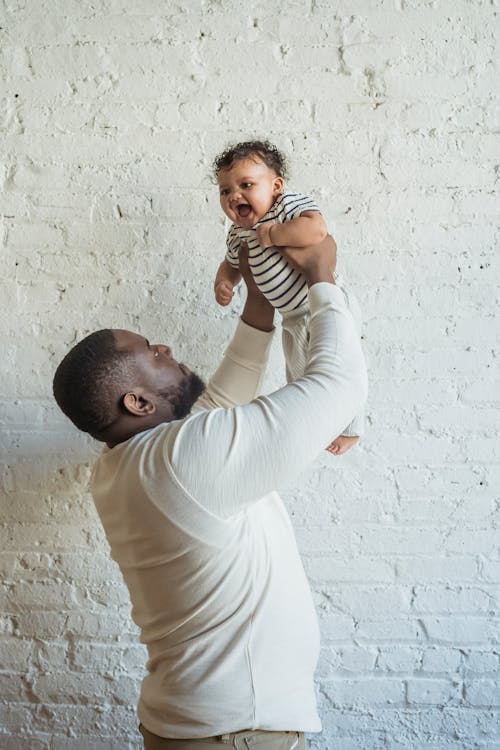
213,139 -> 288,180
53,329 -> 134,438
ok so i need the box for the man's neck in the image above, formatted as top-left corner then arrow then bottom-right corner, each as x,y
102,416 -> 172,448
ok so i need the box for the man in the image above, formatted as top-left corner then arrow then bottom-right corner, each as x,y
53,239 -> 367,750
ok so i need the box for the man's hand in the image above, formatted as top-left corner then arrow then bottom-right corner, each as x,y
239,243 -> 275,332
278,234 -> 337,287
238,242 -> 259,295
256,222 -> 276,249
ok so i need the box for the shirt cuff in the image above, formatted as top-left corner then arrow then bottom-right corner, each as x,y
227,318 -> 275,367
308,281 -> 347,315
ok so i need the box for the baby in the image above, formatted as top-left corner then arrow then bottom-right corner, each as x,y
213,139 -> 363,455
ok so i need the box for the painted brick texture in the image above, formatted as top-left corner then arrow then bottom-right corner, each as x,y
1,1 -> 499,748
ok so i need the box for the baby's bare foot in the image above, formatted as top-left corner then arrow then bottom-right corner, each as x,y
326,435 -> 359,456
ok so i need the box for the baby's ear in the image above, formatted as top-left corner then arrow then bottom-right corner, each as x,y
273,175 -> 284,195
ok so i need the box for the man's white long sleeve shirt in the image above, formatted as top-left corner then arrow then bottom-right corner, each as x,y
91,282 -> 368,739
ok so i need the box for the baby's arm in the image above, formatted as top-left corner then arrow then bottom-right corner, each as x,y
214,258 -> 242,306
257,211 -> 327,249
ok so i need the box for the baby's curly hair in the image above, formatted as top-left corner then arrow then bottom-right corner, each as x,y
213,139 -> 289,180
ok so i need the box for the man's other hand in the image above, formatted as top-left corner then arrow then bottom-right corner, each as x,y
239,243 -> 275,332
279,234 -> 337,287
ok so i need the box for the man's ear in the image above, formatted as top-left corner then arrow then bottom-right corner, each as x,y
122,391 -> 155,417
272,176 -> 284,196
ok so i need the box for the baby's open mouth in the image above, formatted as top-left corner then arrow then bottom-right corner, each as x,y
236,204 -> 251,218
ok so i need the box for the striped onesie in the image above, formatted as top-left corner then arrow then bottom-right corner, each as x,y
226,192 -> 318,314
225,190 -> 364,438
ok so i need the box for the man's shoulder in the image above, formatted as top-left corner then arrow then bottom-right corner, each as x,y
91,418 -> 202,491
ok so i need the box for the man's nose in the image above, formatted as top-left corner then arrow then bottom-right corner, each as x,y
157,344 -> 172,358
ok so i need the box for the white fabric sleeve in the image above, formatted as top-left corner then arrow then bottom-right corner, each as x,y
170,283 -> 368,516
193,319 -> 275,411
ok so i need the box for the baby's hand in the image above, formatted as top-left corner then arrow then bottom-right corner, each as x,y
256,222 -> 276,249
215,279 -> 235,306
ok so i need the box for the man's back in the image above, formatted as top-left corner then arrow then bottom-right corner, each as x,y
92,420 -> 321,738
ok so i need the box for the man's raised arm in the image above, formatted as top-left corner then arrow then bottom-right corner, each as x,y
172,236 -> 366,515
194,244 -> 276,412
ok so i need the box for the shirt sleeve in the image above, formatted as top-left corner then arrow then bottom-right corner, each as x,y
274,192 -> 321,223
169,283 -> 368,517
225,225 -> 241,268
192,319 -> 275,411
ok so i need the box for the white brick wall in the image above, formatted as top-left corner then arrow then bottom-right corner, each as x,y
1,1 -> 498,747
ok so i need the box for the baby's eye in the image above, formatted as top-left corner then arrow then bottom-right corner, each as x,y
220,188 -> 229,196
242,182 -> 252,189
154,347 -> 159,358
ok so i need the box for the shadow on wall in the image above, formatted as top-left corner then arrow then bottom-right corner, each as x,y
1,427 -> 103,552
0,422 -> 144,650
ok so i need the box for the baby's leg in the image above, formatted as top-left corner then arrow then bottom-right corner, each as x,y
281,306 -> 310,383
281,287 -> 365,456
281,306 -> 358,456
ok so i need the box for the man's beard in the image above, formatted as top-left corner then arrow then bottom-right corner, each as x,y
160,370 -> 206,420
